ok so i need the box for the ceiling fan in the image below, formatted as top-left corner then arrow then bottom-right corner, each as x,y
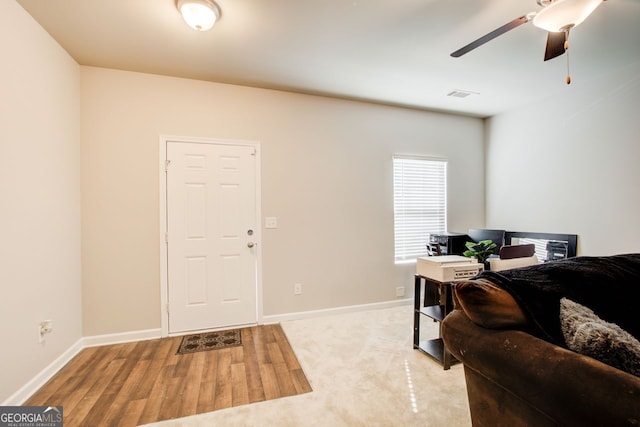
451,0 -> 607,83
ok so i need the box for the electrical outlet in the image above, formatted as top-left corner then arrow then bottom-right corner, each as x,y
265,217 -> 278,229
396,286 -> 405,297
38,320 -> 53,343
294,283 -> 302,295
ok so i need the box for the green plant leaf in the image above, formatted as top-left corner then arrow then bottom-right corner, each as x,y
462,239 -> 496,262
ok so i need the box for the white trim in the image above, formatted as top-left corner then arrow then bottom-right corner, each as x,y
6,301 -> 409,404
262,298 -> 413,324
159,136 -> 169,337
82,328 -> 162,348
3,329 -> 160,405
1,339 -> 84,406
166,322 -> 257,338
254,144 -> 264,325
392,153 -> 448,162
158,135 -> 263,337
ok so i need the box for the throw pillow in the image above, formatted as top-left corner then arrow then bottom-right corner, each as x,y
560,298 -> 640,377
453,279 -> 528,329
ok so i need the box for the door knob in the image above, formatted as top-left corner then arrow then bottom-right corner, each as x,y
247,242 -> 255,248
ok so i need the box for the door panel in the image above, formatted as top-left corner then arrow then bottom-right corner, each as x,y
166,141 -> 257,334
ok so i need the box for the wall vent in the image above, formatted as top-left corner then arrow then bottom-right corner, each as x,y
447,90 -> 478,98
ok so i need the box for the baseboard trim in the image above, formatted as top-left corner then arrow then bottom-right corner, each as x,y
3,329 -> 162,405
82,328 -> 162,348
2,338 -> 84,406
8,301 -> 411,405
262,298 -> 413,324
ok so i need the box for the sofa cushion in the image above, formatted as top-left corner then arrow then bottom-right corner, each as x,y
453,279 -> 529,329
560,298 -> 640,377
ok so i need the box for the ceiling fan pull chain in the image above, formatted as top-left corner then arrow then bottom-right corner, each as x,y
565,28 -> 571,85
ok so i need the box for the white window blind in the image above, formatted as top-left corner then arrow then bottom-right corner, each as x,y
393,156 -> 447,263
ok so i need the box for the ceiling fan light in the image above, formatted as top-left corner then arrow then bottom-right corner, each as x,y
533,0 -> 603,32
177,0 -> 220,31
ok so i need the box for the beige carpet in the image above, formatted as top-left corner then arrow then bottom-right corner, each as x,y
144,305 -> 471,426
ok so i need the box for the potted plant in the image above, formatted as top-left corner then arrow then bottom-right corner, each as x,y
463,239 -> 497,267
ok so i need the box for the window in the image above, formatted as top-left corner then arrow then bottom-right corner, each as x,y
393,156 -> 447,263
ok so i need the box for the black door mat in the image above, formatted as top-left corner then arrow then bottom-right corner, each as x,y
176,329 -> 242,354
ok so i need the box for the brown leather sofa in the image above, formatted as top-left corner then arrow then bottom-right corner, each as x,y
442,254 -> 640,427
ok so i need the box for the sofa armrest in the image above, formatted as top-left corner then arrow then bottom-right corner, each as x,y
442,309 -> 640,426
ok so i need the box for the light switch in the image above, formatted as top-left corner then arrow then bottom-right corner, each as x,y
265,217 -> 278,229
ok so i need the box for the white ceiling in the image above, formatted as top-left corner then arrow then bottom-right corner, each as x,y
16,0 -> 640,117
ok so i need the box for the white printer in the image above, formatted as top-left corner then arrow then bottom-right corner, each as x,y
416,255 -> 483,282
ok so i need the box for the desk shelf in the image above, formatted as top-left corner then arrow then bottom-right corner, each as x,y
415,338 -> 450,365
420,305 -> 446,322
413,274 -> 458,370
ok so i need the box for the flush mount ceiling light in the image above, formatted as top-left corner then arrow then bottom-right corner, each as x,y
532,0 -> 604,32
176,0 -> 221,31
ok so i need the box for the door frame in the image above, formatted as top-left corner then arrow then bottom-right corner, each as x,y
159,135 -> 263,337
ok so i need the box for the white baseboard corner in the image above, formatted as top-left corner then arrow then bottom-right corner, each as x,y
3,328 -> 162,405
2,338 -> 84,406
8,302 -> 411,405
262,298 -> 412,324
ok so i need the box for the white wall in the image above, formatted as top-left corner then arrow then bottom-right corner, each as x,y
0,1 -> 82,403
80,67 -> 485,335
485,60 -> 640,255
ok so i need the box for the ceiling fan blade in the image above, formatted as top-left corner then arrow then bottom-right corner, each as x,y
451,16 -> 529,58
543,31 -> 566,61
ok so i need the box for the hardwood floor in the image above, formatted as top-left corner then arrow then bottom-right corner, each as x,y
26,324 -> 312,426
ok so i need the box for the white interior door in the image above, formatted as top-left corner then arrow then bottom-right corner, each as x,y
166,141 -> 258,334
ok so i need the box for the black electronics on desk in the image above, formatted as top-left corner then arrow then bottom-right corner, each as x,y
427,232 -> 468,256
428,229 -> 578,261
